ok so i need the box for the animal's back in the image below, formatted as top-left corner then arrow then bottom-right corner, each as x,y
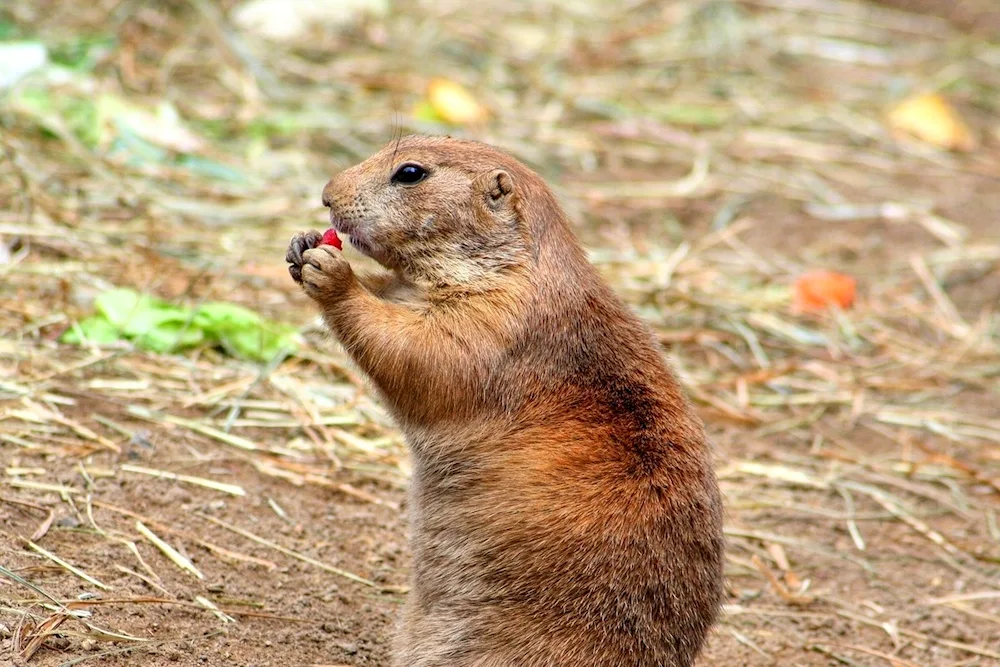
397,258 -> 725,667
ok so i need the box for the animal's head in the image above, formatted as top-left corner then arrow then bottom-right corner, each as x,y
321,135 -> 560,288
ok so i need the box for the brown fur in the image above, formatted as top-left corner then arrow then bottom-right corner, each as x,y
286,135 -> 725,667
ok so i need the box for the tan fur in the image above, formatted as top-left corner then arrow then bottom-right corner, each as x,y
286,136 -> 725,667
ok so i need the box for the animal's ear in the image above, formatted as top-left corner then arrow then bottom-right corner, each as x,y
474,169 -> 516,213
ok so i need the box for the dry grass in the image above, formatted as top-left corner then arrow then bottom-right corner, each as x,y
1,0 -> 999,665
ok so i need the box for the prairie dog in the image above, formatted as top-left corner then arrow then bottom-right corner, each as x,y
286,135 -> 725,666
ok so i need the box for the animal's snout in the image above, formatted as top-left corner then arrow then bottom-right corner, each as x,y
321,180 -> 336,208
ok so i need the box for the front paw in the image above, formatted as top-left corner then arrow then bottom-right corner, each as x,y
300,245 -> 355,303
286,230 -> 323,284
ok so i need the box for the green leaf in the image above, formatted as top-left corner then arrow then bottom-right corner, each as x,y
192,302 -> 263,331
94,288 -> 200,352
13,87 -> 103,148
63,96 -> 102,148
49,34 -> 115,71
0,21 -> 20,40
657,104 -> 731,127
61,316 -> 121,345
194,302 -> 299,362
133,321 -> 205,353
220,323 -> 298,363
246,115 -> 300,140
64,288 -> 300,362
94,288 -> 173,330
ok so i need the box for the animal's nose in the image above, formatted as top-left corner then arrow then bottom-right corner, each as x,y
321,180 -> 335,208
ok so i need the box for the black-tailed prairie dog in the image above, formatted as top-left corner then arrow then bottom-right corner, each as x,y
286,135 -> 725,667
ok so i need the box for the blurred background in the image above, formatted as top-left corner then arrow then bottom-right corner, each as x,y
1,1 -> 999,665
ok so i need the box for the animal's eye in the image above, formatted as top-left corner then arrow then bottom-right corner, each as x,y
391,164 -> 428,185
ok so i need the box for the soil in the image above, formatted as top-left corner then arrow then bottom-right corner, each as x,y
3,194 -> 998,666
3,0 -> 1000,665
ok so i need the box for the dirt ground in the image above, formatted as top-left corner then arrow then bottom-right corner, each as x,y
2,1 -> 1000,666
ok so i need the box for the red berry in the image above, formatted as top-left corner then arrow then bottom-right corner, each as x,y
320,228 -> 343,250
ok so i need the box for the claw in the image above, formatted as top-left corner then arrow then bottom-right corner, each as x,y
286,230 -> 324,285
286,230 -> 322,267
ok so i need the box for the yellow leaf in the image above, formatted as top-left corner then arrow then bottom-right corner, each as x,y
426,78 -> 487,125
887,93 -> 976,152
